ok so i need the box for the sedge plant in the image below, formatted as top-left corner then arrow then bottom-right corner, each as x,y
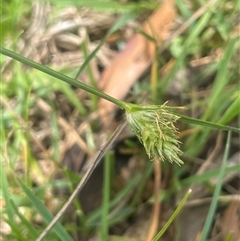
1,2 -> 240,241
1,47 -> 239,168
1,45 -> 239,241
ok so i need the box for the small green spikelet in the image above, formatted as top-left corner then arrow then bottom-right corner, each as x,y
125,103 -> 183,166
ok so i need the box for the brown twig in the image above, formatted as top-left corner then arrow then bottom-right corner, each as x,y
145,158 -> 161,241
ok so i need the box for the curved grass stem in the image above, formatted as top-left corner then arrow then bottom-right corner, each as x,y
0,47 -> 127,110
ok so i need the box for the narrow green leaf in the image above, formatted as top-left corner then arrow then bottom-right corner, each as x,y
100,151 -> 113,240
81,37 -> 98,110
56,82 -> 87,115
219,95 -> 240,125
45,0 -> 156,12
178,114 -> 240,133
160,7 -> 214,92
152,189 -> 192,241
1,167 -> 15,225
108,11 -> 137,35
184,10 -> 212,49
175,0 -> 192,23
1,170 -> 26,240
17,178 -> 74,241
75,11 -> 137,78
204,38 -> 237,119
199,131 -> 231,241
136,28 -> 158,44
9,199 -> 39,239
0,47 -> 127,109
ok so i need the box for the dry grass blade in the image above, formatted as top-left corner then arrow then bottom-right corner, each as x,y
35,121 -> 127,241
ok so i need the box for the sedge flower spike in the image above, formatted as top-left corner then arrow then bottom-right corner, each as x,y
125,103 -> 183,166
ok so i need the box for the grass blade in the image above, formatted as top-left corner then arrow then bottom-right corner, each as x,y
1,167 -> 15,226
218,95 -> 240,125
9,199 -> 39,239
1,169 -> 26,240
185,38 -> 238,155
56,82 -> 87,115
75,11 -> 137,78
17,178 -> 74,241
0,47 -> 126,109
46,0 -> 156,12
81,36 -> 98,110
204,38 -> 238,119
100,151 -> 113,240
152,189 -> 192,241
199,131 -> 231,241
161,6 -> 214,92
178,114 -> 240,133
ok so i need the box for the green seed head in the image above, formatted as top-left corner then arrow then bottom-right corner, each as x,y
125,104 -> 183,166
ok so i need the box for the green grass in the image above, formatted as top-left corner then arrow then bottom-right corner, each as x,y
1,0 -> 239,241
199,131 -> 232,241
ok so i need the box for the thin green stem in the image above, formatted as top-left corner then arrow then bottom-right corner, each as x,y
152,189 -> 192,241
178,114 -> 240,133
0,47 -> 127,109
81,37 -> 98,110
199,131 -> 231,241
1,47 -> 239,136
100,151 -> 112,241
